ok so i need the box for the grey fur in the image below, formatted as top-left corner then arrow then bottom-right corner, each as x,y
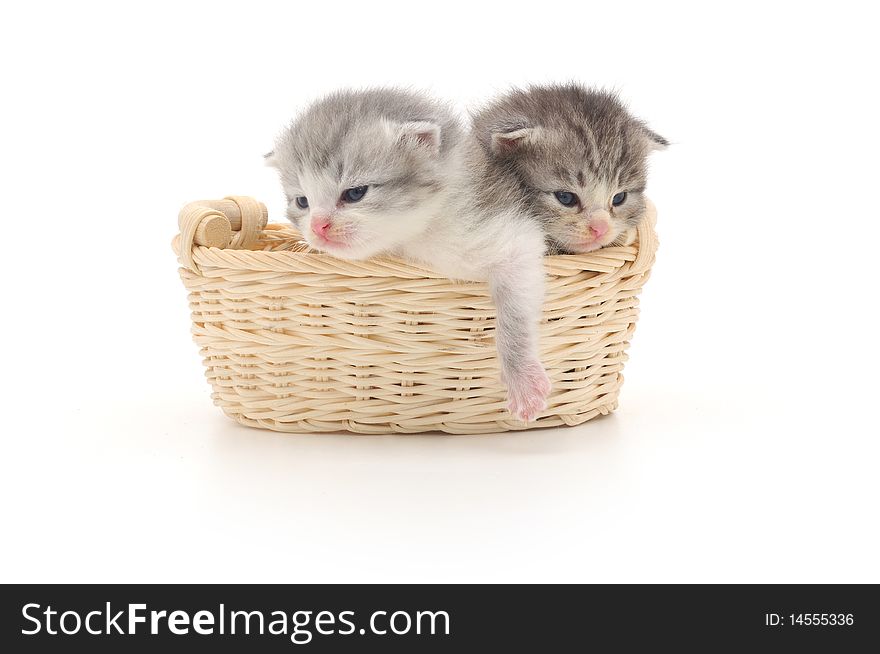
469,84 -> 666,254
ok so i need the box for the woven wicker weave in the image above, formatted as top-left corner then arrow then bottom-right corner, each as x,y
172,196 -> 658,434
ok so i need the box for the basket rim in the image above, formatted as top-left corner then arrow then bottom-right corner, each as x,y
173,197 -> 657,279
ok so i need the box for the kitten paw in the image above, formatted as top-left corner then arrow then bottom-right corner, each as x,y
506,361 -> 552,423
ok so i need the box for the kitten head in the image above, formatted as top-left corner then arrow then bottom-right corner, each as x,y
474,85 -> 667,253
266,88 -> 460,260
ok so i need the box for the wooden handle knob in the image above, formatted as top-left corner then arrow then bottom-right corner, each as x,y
193,213 -> 233,248
179,198 -> 269,248
193,199 -> 268,232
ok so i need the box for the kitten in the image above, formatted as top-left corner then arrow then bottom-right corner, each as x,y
470,84 -> 667,254
266,88 -> 551,422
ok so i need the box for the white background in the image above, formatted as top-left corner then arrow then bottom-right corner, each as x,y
1,1 -> 878,583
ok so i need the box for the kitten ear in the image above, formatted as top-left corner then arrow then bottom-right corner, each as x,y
641,126 -> 669,151
263,150 -> 278,167
491,127 -> 538,155
396,121 -> 442,152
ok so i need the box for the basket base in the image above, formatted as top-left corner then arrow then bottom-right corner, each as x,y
217,399 -> 619,435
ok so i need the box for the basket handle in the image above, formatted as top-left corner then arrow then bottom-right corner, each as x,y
632,198 -> 659,274
176,196 -> 268,272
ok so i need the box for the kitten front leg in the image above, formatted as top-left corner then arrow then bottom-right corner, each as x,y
488,235 -> 551,423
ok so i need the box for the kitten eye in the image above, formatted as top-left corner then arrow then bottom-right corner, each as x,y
554,191 -> 579,207
295,196 -> 309,209
342,186 -> 368,203
612,191 -> 627,207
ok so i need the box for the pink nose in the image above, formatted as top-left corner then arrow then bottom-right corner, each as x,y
311,215 -> 331,237
589,221 -> 609,240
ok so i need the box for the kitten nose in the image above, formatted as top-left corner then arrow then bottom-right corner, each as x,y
310,215 -> 332,237
589,220 -> 609,240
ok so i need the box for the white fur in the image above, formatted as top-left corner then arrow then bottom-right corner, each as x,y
399,183 -> 551,422
293,147 -> 553,423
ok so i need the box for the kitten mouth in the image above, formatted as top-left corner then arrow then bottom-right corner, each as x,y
567,239 -> 608,253
567,230 -> 622,253
312,233 -> 351,250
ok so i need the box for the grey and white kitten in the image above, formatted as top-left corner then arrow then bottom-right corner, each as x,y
266,88 -> 552,422
471,84 -> 667,254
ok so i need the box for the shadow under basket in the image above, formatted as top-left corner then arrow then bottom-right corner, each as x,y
172,196 -> 658,434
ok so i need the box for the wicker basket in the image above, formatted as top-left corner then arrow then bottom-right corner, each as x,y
172,196 -> 658,434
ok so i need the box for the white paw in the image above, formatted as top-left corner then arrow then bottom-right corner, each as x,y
506,360 -> 552,423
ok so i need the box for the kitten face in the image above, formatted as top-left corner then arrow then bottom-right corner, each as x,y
475,86 -> 666,253
513,126 -> 653,252
266,89 -> 459,260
